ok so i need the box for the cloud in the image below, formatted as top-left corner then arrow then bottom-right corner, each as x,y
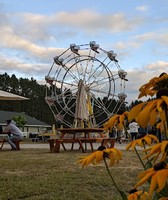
7,10 -> 144,41
125,63 -> 168,103
0,9 -> 146,71
145,61 -> 168,72
0,52 -> 49,79
136,5 -> 148,12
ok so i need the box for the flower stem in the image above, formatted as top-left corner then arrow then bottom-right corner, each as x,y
134,147 -> 146,169
103,158 -> 127,200
143,141 -> 151,163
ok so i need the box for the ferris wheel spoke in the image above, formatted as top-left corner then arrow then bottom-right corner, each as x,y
88,75 -> 110,88
89,88 -> 113,98
73,57 -> 84,80
84,54 -> 97,83
90,94 -> 111,116
83,50 -> 96,82
85,58 -> 107,84
62,64 -> 81,84
59,80 -> 78,89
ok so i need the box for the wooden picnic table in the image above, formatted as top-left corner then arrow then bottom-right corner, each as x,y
48,128 -> 115,153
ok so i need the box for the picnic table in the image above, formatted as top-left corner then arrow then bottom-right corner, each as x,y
48,127 -> 115,153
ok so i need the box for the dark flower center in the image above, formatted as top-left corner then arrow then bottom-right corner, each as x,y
97,145 -> 106,151
156,89 -> 168,98
154,161 -> 166,171
129,188 -> 138,194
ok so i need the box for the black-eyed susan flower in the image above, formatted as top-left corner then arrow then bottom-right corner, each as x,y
143,140 -> 168,162
103,111 -> 129,132
126,134 -> 159,151
135,96 -> 168,128
127,189 -> 149,200
134,162 -> 168,195
138,73 -> 168,99
127,96 -> 168,129
78,147 -> 122,168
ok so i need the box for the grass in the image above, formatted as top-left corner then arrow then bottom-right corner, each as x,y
0,146 -> 147,200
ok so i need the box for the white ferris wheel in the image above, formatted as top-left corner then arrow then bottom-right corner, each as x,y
45,41 -> 127,128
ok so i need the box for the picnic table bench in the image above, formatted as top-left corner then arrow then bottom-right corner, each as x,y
0,138 -> 23,150
48,138 -> 115,153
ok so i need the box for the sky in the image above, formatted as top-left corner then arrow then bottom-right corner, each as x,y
0,0 -> 168,103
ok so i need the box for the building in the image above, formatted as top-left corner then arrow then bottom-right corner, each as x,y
0,110 -> 51,138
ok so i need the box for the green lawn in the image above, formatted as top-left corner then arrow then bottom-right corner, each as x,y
0,148 -> 146,200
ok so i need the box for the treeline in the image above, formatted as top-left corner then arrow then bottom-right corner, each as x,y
0,73 -> 55,125
0,73 -> 143,126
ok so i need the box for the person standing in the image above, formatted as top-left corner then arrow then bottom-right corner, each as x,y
129,120 -> 139,141
116,123 -> 124,144
3,119 -> 23,150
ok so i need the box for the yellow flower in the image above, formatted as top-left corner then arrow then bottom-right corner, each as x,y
103,114 -> 119,131
134,162 -> 168,195
143,140 -> 168,162
127,189 -> 149,200
138,73 -> 168,99
128,102 -> 147,122
126,134 -> 159,151
128,96 -> 168,128
78,147 -> 122,168
103,111 -> 129,132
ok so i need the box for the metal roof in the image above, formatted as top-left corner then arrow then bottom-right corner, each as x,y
0,111 -> 51,127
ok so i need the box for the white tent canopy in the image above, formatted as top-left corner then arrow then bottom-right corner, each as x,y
0,90 -> 29,100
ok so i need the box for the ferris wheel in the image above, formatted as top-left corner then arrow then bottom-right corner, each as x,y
45,41 -> 127,128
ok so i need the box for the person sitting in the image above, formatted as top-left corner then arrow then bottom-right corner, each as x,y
3,119 -> 23,150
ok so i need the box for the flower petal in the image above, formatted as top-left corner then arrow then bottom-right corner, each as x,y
128,102 -> 146,122
134,170 -> 155,188
161,141 -> 168,154
136,100 -> 157,128
95,151 -> 104,163
138,168 -> 153,179
143,143 -> 161,160
147,134 -> 159,143
85,152 -> 97,167
126,141 -> 135,151
149,173 -> 157,195
149,107 -> 158,127
156,99 -> 164,112
156,170 -> 167,193
144,135 -> 152,145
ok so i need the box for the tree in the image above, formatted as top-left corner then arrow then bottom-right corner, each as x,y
12,115 -> 27,128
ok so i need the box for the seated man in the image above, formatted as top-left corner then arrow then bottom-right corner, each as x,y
3,119 -> 23,150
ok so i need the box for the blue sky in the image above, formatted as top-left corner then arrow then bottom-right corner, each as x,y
0,0 -> 168,103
